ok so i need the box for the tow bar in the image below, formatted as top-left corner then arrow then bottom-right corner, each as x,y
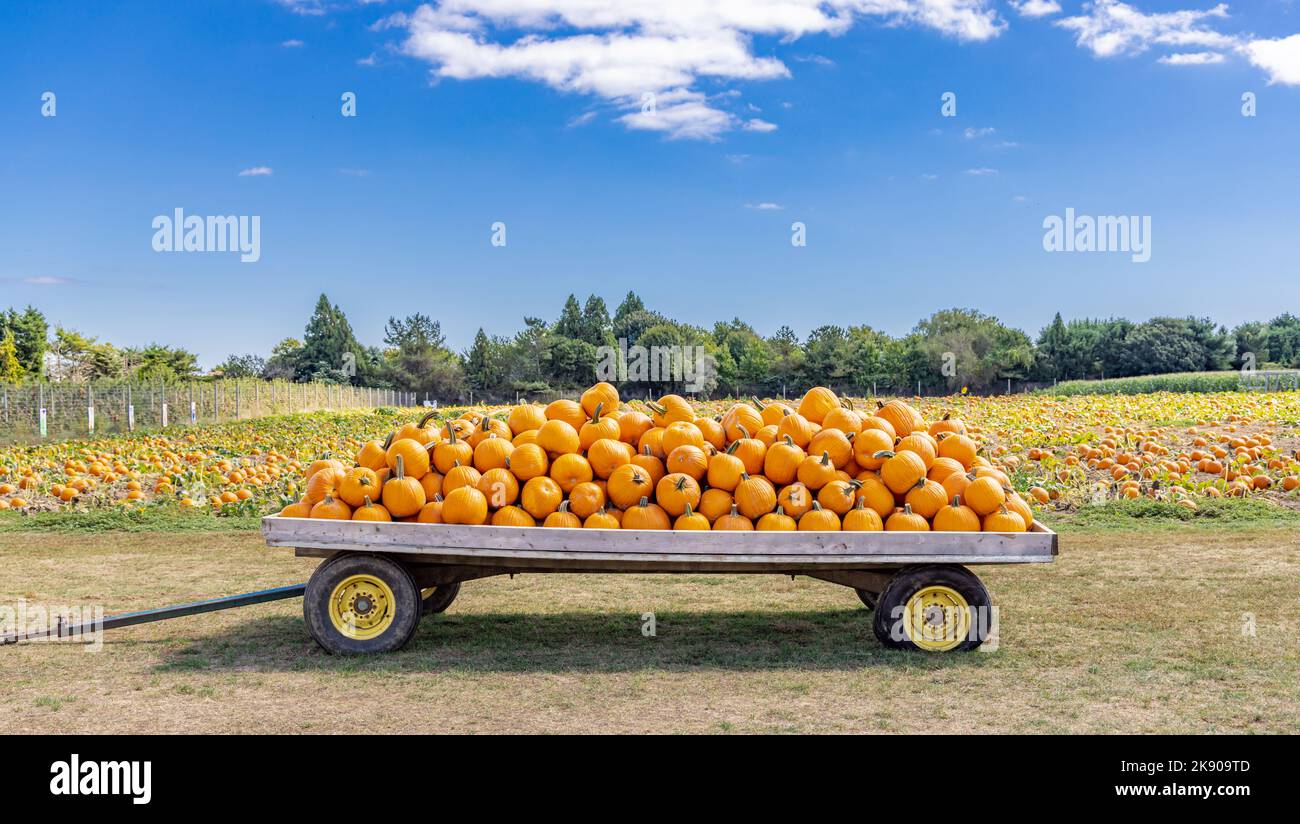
0,584 -> 306,645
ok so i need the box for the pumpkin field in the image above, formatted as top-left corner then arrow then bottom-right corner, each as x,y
2,389 -> 1299,527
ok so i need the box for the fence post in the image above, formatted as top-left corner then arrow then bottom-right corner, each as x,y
38,383 -> 47,439
87,385 -> 95,434
127,384 -> 134,431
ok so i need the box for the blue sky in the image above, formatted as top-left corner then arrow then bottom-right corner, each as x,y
2,0 -> 1299,367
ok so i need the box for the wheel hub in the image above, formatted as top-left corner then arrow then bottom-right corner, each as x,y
904,585 -> 971,652
328,575 -> 396,640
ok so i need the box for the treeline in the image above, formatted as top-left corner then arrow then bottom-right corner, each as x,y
0,307 -> 198,383
7,295 -> 1299,399
219,294 -> 1300,399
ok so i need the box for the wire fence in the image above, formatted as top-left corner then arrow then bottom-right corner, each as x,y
0,380 -> 422,444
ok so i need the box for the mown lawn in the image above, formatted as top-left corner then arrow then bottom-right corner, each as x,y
0,523 -> 1296,734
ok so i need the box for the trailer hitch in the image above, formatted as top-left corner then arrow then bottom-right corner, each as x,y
0,584 -> 306,645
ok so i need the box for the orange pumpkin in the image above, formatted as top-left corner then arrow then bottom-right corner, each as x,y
607,463 -> 654,510
842,499 -> 884,531
382,455 -> 426,518
674,503 -> 711,530
543,500 -> 583,528
734,474 -> 777,520
878,450 -> 927,495
622,497 -> 670,530
536,419 -> 581,456
798,501 -> 840,531
756,506 -> 797,531
655,472 -> 701,517
442,486 -> 489,525
520,476 -> 564,519
885,503 -> 930,531
933,495 -> 980,532
580,382 -> 620,419
713,503 -> 754,531
797,386 -> 839,425
310,493 -> 352,520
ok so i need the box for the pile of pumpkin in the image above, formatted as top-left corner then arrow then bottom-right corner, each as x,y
280,383 -> 1036,532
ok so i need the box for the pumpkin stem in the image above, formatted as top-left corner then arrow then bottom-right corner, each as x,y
675,476 -> 690,491
591,402 -> 603,423
418,411 -> 438,428
820,450 -> 831,466
750,396 -> 765,410
912,477 -> 927,491
445,424 -> 458,444
725,440 -> 740,455
638,496 -> 650,508
381,432 -> 395,450
394,454 -> 406,480
873,450 -> 897,460
363,495 -> 374,507
951,495 -> 962,507
736,424 -> 751,439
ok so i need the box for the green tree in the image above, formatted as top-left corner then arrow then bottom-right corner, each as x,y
0,328 -> 23,382
3,306 -> 47,378
296,294 -> 369,384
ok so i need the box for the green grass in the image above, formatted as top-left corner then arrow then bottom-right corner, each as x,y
1040,371 -> 1248,396
0,508 -> 262,534
1040,497 -> 1300,531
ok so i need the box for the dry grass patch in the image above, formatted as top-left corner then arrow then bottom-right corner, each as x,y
0,528 -> 1296,734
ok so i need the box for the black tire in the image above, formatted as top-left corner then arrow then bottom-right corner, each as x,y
855,589 -> 879,610
421,582 -> 461,615
304,554 -> 422,655
871,565 -> 991,652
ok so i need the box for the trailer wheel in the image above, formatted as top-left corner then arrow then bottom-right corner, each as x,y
304,554 -> 421,655
872,565 -> 990,652
855,589 -> 879,610
420,583 -> 461,615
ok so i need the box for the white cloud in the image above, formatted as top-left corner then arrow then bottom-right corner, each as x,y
567,110 -> 598,127
281,39 -> 305,47
338,167 -> 371,176
388,1 -> 1006,138
965,167 -> 998,175
1057,1 -> 1235,58
238,166 -> 274,176
1158,50 -> 1225,65
921,173 -> 939,180
745,202 -> 784,210
743,117 -> 778,132
963,125 -> 995,138
22,276 -> 76,286
1008,0 -> 1061,18
1242,34 -> 1300,85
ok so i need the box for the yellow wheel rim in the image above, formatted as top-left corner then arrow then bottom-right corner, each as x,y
329,574 -> 397,640
904,585 -> 971,652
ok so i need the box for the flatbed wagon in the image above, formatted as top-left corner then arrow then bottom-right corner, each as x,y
263,516 -> 1058,654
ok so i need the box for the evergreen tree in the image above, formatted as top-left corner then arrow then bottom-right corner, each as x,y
296,294 -> 368,384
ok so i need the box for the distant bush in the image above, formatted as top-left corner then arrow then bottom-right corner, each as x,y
1040,372 -> 1243,396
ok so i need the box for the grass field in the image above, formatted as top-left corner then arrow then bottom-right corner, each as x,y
2,521 -> 1296,734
